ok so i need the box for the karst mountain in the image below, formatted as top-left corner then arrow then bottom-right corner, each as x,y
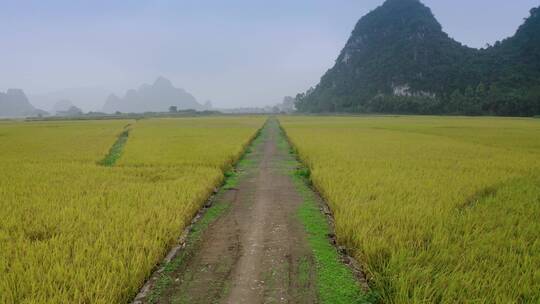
296,0 -> 540,116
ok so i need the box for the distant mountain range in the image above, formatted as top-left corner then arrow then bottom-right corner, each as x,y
296,0 -> 540,116
102,77 -> 202,113
1,78 -> 203,117
0,89 -> 47,118
30,86 -> 111,113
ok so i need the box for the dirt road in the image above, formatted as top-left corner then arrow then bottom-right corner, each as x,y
135,119 -> 367,304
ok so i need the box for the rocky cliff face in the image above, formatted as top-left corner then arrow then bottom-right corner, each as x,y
102,77 -> 202,113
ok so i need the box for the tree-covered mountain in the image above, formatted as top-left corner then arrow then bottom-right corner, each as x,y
0,89 -> 47,118
102,77 -> 202,113
296,0 -> 540,116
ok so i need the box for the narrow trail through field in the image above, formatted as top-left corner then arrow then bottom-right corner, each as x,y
137,118 -> 368,304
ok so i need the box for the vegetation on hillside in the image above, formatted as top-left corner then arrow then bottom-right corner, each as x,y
296,0 -> 540,116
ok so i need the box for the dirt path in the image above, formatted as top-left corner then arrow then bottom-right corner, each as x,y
139,119 -> 318,304
222,119 -> 316,304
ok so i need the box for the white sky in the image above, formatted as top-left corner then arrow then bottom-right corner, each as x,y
1,0 -> 538,109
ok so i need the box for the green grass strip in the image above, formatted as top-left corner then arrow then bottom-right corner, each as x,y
275,119 -> 377,303
292,173 -> 378,304
222,120 -> 267,190
98,129 -> 130,166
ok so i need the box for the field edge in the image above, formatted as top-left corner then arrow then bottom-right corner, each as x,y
131,118 -> 267,304
275,118 -> 378,303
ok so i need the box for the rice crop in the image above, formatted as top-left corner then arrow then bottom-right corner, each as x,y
280,115 -> 540,303
0,116 -> 264,303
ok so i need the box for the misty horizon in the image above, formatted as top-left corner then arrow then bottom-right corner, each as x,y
1,0 -> 538,111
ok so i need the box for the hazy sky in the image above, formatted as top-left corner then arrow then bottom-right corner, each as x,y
1,0 -> 538,109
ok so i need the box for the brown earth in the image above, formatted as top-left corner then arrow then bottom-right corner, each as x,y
139,119 -> 318,304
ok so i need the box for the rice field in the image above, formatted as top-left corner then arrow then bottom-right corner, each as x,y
279,116 -> 540,303
0,117 -> 264,303
3,115 -> 539,303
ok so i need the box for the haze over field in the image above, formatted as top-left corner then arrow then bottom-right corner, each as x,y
0,0 -> 537,111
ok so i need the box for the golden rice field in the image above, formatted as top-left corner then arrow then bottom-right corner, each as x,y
280,116 -> 540,304
0,117 -> 264,303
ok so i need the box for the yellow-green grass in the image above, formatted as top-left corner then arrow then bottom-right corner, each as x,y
279,116 -> 540,303
119,117 -> 263,169
0,120 -> 131,163
0,117 -> 264,303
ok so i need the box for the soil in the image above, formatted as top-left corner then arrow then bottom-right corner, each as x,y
140,119 -> 318,304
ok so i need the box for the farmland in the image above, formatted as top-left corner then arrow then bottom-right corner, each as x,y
280,116 -> 540,303
0,117 -> 264,303
2,115 -> 540,304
